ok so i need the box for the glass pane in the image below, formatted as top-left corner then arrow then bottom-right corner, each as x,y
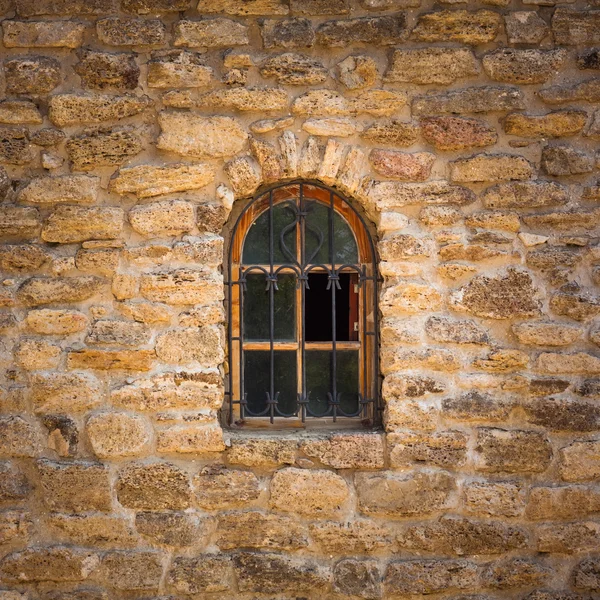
243,273 -> 296,341
305,350 -> 359,416
244,350 -> 297,416
304,201 -> 358,265
242,201 -> 297,265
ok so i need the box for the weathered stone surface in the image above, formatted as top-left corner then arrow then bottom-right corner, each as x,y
167,555 -> 232,593
482,181 -> 568,209
524,209 -> 600,232
47,513 -> 136,547
559,440 -> 600,481
49,94 -> 151,127
129,200 -> 195,238
475,428 -> 552,473
260,53 -> 327,85
385,47 -> 478,85
0,546 -> 99,583
0,205 -> 40,239
67,348 -> 154,371
216,510 -> 308,550
442,391 -> 512,422
3,20 -> 85,48
0,416 -> 39,457
174,18 -> 249,47
15,0 -> 115,16
368,180 -> 475,210
412,10 -> 501,44
537,351 -> 600,374
451,268 -> 540,319
385,559 -> 480,595
483,557 -> 551,589
464,480 -> 526,517
317,14 -> 407,46
291,0 -> 350,12
140,269 -> 222,305
156,423 -> 225,454
483,48 -> 566,84
0,99 -> 42,124
523,397 -> 600,432
379,234 -> 435,260
234,552 -> 328,594
0,125 -> 34,164
0,509 -> 33,544
30,372 -> 101,413
4,55 -> 61,93
19,175 -> 100,206
98,551 -> 164,591
42,415 -> 78,457
227,436 -> 297,467
399,516 -> 527,555
37,459 -> 111,512
155,326 -> 222,367
540,79 -> 600,105
451,154 -> 533,183
224,155 -> 261,195
197,87 -> 288,112
194,466 -> 260,509
157,112 -> 247,158
66,128 -> 143,170
425,316 -> 489,344
413,86 -> 524,116
75,49 -> 139,90
505,111 -> 588,138
361,120 -> 418,146
380,283 -> 442,316
122,0 -> 191,12
552,8 -> 600,45
301,434 -> 384,469
17,276 -> 103,306
541,144 -> 594,176
42,206 -> 123,244
0,244 -> 48,273
311,520 -> 390,554
260,17 -> 315,49
86,412 -> 151,458
96,17 -> 165,46
15,338 -> 61,370
370,149 -> 434,181
421,116 -> 497,151
117,461 -> 192,510
110,163 -> 213,198
473,349 -> 529,373
147,49 -> 213,88
136,511 -> 207,547
0,461 -> 31,505
389,431 -> 467,468
550,286 -> 600,321
270,468 -> 348,517
505,11 -> 549,43
420,205 -> 461,227
513,321 -> 582,346
333,559 -> 381,599
197,0 -> 288,15
573,557 -> 600,590
527,485 -> 600,520
357,471 -> 455,516
337,54 -> 378,89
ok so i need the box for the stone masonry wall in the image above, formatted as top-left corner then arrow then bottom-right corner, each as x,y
1,0 -> 600,598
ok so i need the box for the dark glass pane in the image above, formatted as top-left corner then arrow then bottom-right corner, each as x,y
242,201 -> 297,265
244,350 -> 297,417
304,201 -> 358,265
305,273 -> 354,342
306,350 -> 359,416
243,273 -> 296,341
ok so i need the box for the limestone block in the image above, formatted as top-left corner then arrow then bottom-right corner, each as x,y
0,125 -> 34,164
47,513 -> 137,547
260,53 -> 327,85
96,17 -> 165,46
412,9 -> 501,44
0,99 -> 42,124
559,440 -> 600,481
370,149 -> 435,181
15,0 -> 115,16
504,111 -> 588,138
194,466 -> 260,509
140,269 -> 223,305
463,480 -> 526,517
523,397 -> 600,432
75,49 -> 139,90
310,520 -> 391,554
552,8 -> 600,45
86,412 -> 152,458
30,372 -> 102,413
300,433 -> 385,469
147,49 -> 213,88
98,551 -> 164,591
482,48 -> 566,84
156,423 -> 225,454
505,11 -> 549,44
173,18 -> 249,47
227,436 -> 297,467
389,431 -> 468,469
42,206 -> 123,243
0,244 -> 49,273
66,128 -> 143,170
136,511 -> 210,547
197,0 -> 288,15
512,321 -> 583,346
0,416 -> 40,457
317,14 -> 407,46
361,119 -> 419,146
167,555 -> 232,593
15,338 -> 61,370
3,20 -> 85,48
450,153 -> 533,183
4,55 -> 61,93
421,116 -> 497,151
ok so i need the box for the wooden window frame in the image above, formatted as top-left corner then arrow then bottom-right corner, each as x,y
225,180 -> 379,430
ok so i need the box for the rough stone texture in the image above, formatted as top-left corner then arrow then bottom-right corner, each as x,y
0,2 -> 598,596
385,48 -> 478,85
157,112 -> 247,158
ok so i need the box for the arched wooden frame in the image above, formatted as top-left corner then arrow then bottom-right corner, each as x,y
226,181 -> 379,429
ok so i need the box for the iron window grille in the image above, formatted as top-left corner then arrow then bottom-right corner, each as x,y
226,181 -> 379,427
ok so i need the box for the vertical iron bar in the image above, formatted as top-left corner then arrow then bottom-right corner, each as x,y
361,265 -> 368,419
329,190 -> 337,422
227,275 -> 232,425
269,190 -> 275,423
300,183 -> 307,423
239,271 -> 245,420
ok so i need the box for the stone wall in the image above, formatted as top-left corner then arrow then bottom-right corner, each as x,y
1,0 -> 600,598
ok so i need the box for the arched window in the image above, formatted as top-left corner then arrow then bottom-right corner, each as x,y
226,181 -> 379,428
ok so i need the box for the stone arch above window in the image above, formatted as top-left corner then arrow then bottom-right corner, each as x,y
225,180 -> 379,429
